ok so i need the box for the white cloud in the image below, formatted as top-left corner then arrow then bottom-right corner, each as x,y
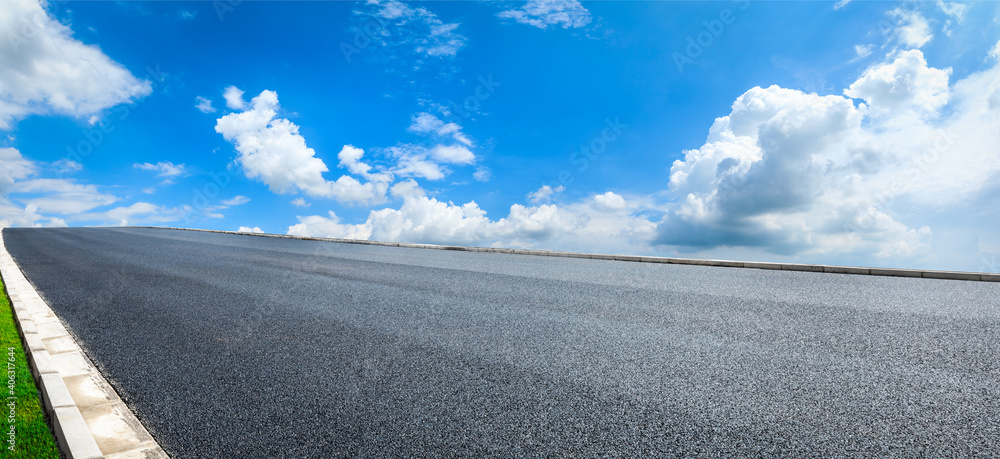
408,112 -> 472,146
373,141 -> 478,181
527,184 -> 564,203
288,180 -> 656,254
845,49 -> 951,119
936,1 -> 966,22
654,46 -> 1000,269
290,197 -> 310,207
473,167 -> 492,182
377,144 -> 440,180
393,154 -> 446,180
429,144 -> 475,165
288,211 -> 372,240
0,148 -> 35,194
854,44 -> 874,59
195,96 -> 216,113
0,0 -> 151,130
338,145 -> 393,182
52,158 -> 82,174
1,149 -> 114,225
215,90 -> 389,205
71,202 -> 189,225
133,161 -> 186,178
834,0 -> 853,10
592,191 -> 627,212
221,195 -> 250,206
936,1 -> 966,37
238,226 -> 264,234
889,8 -> 933,49
223,86 -> 246,110
337,145 -> 370,176
355,0 -> 466,58
12,178 -> 118,214
0,147 -> 191,229
499,0 -> 592,29
0,202 -> 66,228
991,40 -> 1000,61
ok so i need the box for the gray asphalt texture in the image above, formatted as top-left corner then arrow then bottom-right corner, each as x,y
4,227 -> 1000,457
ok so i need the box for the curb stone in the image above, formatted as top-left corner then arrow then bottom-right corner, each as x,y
0,229 -> 169,459
131,226 -> 1000,283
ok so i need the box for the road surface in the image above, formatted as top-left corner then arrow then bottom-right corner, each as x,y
4,227 -> 1000,457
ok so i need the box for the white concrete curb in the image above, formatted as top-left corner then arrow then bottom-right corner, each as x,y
0,229 -> 169,459
135,226 -> 1000,283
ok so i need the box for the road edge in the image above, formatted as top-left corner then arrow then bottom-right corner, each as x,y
0,229 -> 169,459
135,226 -> 1000,283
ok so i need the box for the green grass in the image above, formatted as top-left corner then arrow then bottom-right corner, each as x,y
0,277 -> 61,459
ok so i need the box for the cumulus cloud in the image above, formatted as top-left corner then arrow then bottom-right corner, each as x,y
215,89 -> 389,205
499,0 -> 593,29
888,8 -> 933,48
527,184 -> 564,203
429,144 -> 475,165
338,145 -> 393,182
223,86 -> 245,110
0,202 -> 66,228
408,112 -> 472,146
0,0 -> 151,129
290,197 -> 310,207
388,145 -> 448,180
380,143 -> 475,181
238,226 -> 264,234
288,181 -> 656,254
288,211 -> 371,240
288,181 -> 575,246
845,50 -> 951,119
134,161 -> 186,178
655,46 -> 1000,268
592,191 -> 627,212
195,96 -> 216,113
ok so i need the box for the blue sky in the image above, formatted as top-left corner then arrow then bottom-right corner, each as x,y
2,0 -> 1000,272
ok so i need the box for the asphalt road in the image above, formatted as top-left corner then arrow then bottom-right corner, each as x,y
4,227 -> 1000,457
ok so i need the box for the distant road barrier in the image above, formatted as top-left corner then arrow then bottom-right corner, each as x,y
131,227 -> 1000,283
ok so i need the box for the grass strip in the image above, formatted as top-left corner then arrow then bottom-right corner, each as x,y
0,276 -> 61,458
